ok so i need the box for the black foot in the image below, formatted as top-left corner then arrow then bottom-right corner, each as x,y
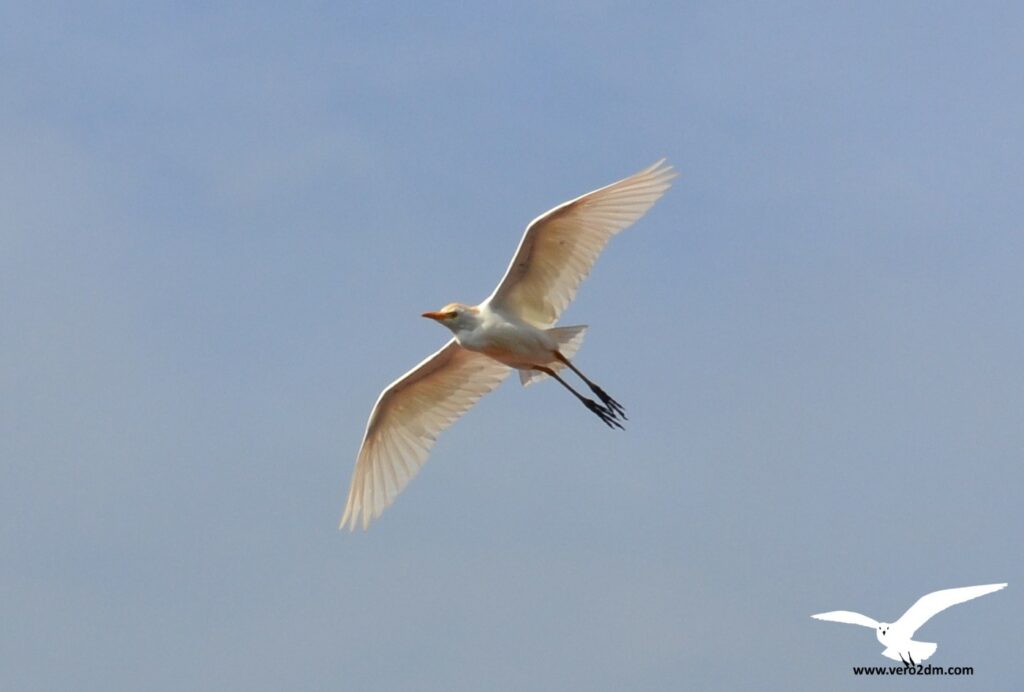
908,653 -> 915,667
899,653 -> 909,668
590,384 -> 627,421
585,399 -> 624,430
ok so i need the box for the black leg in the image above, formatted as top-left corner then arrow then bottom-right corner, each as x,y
555,353 -> 627,420
535,366 -> 624,430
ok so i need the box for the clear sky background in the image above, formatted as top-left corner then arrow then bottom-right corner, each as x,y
3,3 -> 1022,690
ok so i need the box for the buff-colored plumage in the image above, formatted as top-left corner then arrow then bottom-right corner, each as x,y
341,160 -> 675,529
340,341 -> 509,529
486,159 -> 676,328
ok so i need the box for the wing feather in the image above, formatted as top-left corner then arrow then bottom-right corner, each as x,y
811,611 -> 880,628
340,339 -> 510,530
895,583 -> 1007,636
485,159 -> 676,327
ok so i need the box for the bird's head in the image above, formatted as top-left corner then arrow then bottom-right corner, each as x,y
422,303 -> 478,334
876,623 -> 891,642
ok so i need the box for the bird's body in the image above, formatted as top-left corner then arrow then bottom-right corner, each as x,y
341,160 -> 676,529
812,583 -> 1007,665
878,636 -> 937,666
439,303 -> 562,368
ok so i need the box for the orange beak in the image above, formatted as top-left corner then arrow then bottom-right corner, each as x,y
421,310 -> 453,321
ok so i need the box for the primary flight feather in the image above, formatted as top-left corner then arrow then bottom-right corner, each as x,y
341,160 -> 676,530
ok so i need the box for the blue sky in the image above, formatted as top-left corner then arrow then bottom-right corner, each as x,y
3,3 -> 1022,690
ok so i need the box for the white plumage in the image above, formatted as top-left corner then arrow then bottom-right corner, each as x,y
812,583 -> 1007,664
341,160 -> 676,530
486,159 -> 676,327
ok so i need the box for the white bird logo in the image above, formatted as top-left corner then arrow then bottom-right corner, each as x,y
811,583 -> 1007,666
341,160 -> 676,529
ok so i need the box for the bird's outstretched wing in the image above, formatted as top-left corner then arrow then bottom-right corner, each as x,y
341,339 -> 510,530
895,583 -> 1007,637
811,611 -> 880,628
484,159 -> 676,328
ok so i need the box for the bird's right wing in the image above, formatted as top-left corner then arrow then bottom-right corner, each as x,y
484,160 -> 676,328
811,611 -> 880,628
895,583 -> 1007,637
341,339 -> 510,530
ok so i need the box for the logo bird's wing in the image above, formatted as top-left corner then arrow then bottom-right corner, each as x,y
811,610 -> 879,628
894,583 -> 1007,637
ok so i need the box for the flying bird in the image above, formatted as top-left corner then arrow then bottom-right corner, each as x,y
340,160 -> 676,530
811,583 -> 1007,665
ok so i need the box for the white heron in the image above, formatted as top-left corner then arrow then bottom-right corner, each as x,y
811,583 -> 1007,665
341,160 -> 676,530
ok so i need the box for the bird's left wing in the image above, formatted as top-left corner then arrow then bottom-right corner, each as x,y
341,339 -> 510,530
895,583 -> 1007,637
484,160 -> 676,328
811,611 -> 880,628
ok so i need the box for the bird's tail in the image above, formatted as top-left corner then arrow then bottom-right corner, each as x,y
882,641 -> 938,663
519,325 -> 588,386
909,641 -> 938,662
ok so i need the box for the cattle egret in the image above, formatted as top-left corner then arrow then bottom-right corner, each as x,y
341,160 -> 676,529
812,583 -> 1007,665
